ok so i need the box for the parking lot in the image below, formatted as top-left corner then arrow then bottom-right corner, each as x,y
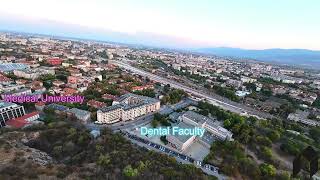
184,141 -> 210,161
119,130 -> 222,177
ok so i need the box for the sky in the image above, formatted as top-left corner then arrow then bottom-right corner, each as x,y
0,0 -> 319,50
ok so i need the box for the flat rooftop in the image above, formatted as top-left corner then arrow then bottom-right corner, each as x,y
170,122 -> 195,143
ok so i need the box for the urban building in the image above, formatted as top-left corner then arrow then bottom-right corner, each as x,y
288,110 -> 320,127
0,63 -> 29,72
35,102 -> 45,111
0,101 -> 26,128
87,100 -> 106,109
5,111 -> 40,128
167,122 -> 197,151
96,93 -> 160,124
67,108 -> 91,123
1,88 -> 32,99
13,67 -> 55,80
47,58 -> 63,65
179,111 -> 233,141
167,111 -> 233,152
46,103 -> 69,114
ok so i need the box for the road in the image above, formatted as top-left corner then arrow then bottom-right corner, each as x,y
121,130 -> 227,180
84,98 -> 227,178
111,60 -> 275,120
86,99 -> 194,131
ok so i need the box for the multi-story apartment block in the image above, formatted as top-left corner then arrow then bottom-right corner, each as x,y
13,67 -> 55,80
96,93 -> 160,124
0,101 -> 26,128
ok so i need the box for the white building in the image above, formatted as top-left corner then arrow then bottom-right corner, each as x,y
241,76 -> 257,83
0,101 -> 26,128
236,90 -> 251,97
13,67 -> 55,80
179,111 -> 233,141
1,88 -> 32,99
96,93 -> 160,124
167,122 -> 197,151
167,111 -> 233,152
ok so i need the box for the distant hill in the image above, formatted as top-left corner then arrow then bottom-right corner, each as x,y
194,47 -> 320,69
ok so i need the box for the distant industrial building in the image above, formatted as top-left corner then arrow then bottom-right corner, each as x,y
96,93 -> 160,124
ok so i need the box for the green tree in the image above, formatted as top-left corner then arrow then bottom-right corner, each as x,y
133,89 -> 156,97
259,163 -> 276,177
276,171 -> 290,180
312,98 -> 320,108
123,165 -> 139,177
163,84 -> 170,92
244,82 -> 256,91
309,127 -> 320,143
52,145 -> 63,158
151,119 -> 159,128
97,154 -> 111,168
256,136 -> 272,147
261,88 -> 272,97
223,119 -> 232,129
267,130 -> 281,142
160,136 -> 168,145
260,146 -> 273,161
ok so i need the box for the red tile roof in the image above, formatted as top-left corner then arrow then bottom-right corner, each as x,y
132,84 -> 154,91
63,88 -> 77,95
87,100 -> 106,108
35,102 -> 45,106
47,58 -> 63,65
102,94 -> 117,100
0,74 -> 11,82
6,111 -> 39,128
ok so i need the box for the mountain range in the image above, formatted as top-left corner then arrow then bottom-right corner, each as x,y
1,16 -> 320,69
193,47 -> 320,69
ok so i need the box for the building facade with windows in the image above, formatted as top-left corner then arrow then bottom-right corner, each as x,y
167,111 -> 233,152
0,101 -> 25,128
179,111 -> 233,141
13,67 -> 55,80
96,93 -> 160,124
167,122 -> 197,152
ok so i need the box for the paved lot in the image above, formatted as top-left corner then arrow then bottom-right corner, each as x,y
122,131 -> 227,180
184,141 -> 210,161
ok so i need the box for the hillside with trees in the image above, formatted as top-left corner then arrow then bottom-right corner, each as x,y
0,120 -> 213,180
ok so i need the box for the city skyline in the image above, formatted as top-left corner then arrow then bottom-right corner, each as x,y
1,0 -> 320,50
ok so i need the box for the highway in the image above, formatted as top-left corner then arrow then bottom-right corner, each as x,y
111,60 -> 275,120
